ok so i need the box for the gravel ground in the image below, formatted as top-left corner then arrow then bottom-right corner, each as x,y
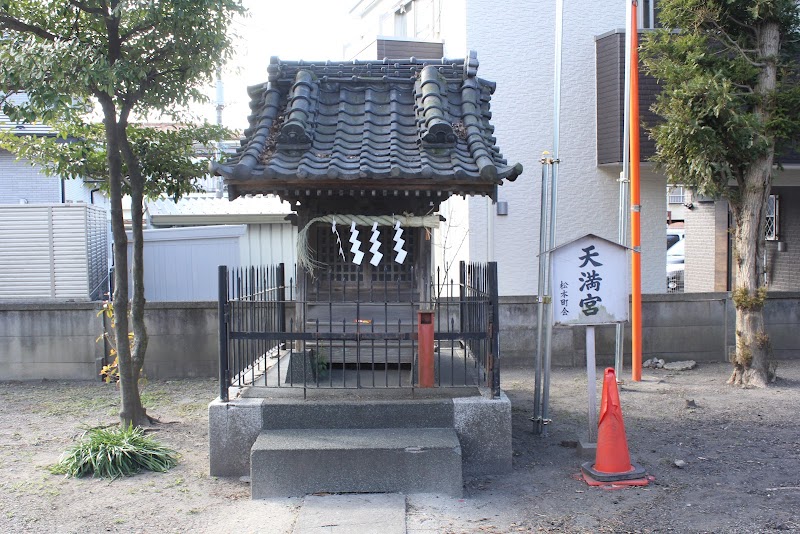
1,360 -> 799,533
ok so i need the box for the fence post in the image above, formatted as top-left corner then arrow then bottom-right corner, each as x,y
277,263 -> 286,348
459,261 -> 466,334
488,261 -> 500,398
218,265 -> 230,402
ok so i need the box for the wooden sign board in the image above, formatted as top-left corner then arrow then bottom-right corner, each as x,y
550,234 -> 629,326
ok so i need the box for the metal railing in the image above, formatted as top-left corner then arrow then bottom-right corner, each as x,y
218,261 -> 499,400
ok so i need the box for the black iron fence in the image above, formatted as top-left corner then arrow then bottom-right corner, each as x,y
218,262 -> 499,400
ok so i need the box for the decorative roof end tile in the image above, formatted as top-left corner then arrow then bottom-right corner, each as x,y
276,70 -> 317,152
417,65 -> 456,148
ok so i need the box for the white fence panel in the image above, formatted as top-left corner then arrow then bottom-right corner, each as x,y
52,206 -> 89,299
0,204 -> 105,300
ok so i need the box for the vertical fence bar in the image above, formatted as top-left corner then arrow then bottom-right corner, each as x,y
218,265 -> 229,402
488,261 -> 500,398
459,261 -> 466,335
356,266 -> 362,389
278,263 -> 286,349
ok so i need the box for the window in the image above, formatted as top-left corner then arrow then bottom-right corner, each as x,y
667,185 -> 684,204
394,2 -> 414,37
765,194 -> 779,241
638,0 -> 659,29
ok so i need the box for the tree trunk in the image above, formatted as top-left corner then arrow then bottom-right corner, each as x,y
99,96 -> 148,427
728,20 -> 779,388
118,118 -> 150,405
729,179 -> 770,388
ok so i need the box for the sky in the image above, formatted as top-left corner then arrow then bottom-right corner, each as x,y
199,0 -> 355,130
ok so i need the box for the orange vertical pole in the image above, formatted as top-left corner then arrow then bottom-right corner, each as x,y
418,309 -> 435,388
629,3 -> 643,382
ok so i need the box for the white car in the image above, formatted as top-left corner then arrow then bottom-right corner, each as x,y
666,239 -> 684,292
667,228 -> 685,249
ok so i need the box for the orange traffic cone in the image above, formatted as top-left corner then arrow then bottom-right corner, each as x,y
581,368 -> 649,486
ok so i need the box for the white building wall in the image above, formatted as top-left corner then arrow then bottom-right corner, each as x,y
641,168 -> 668,291
433,195 -> 470,276
0,150 -> 60,204
62,178 -> 97,204
0,150 -> 108,208
440,0 -> 466,57
459,0 -> 665,295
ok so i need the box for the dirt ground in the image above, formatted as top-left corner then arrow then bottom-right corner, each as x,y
1,360 -> 799,533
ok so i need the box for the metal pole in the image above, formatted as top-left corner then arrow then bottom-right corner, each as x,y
586,325 -> 598,442
541,0 -> 564,436
487,197 -> 495,262
630,1 -> 643,381
533,159 -> 551,434
616,0 -> 634,379
723,296 -> 729,362
217,265 -> 229,402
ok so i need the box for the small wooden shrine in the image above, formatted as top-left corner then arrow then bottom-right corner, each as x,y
212,52 -> 522,304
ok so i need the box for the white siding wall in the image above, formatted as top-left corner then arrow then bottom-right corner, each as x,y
0,150 -> 60,204
240,223 -> 297,269
454,0 -> 665,295
0,204 -> 104,299
127,223 -> 298,302
128,225 -> 246,302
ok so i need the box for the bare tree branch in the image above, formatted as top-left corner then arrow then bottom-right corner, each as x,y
731,83 -> 755,94
0,15 -> 59,41
119,22 -> 157,44
725,13 -> 758,35
710,20 -> 765,67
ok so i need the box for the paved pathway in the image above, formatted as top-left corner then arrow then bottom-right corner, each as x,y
293,493 -> 406,534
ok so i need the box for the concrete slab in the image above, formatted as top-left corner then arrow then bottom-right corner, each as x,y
293,494 -> 406,534
251,427 -> 462,498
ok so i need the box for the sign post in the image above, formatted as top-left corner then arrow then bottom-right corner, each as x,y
550,234 -> 629,444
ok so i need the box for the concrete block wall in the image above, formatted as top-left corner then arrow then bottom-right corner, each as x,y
141,302 -> 219,379
0,301 -> 218,381
0,302 -> 105,380
499,292 -> 800,367
4,294 -> 799,381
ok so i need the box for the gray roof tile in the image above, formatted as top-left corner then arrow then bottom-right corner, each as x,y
212,52 -> 522,201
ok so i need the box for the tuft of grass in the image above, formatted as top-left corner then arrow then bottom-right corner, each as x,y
50,425 -> 178,479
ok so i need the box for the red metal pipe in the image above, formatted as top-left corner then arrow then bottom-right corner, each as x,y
418,309 -> 435,388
